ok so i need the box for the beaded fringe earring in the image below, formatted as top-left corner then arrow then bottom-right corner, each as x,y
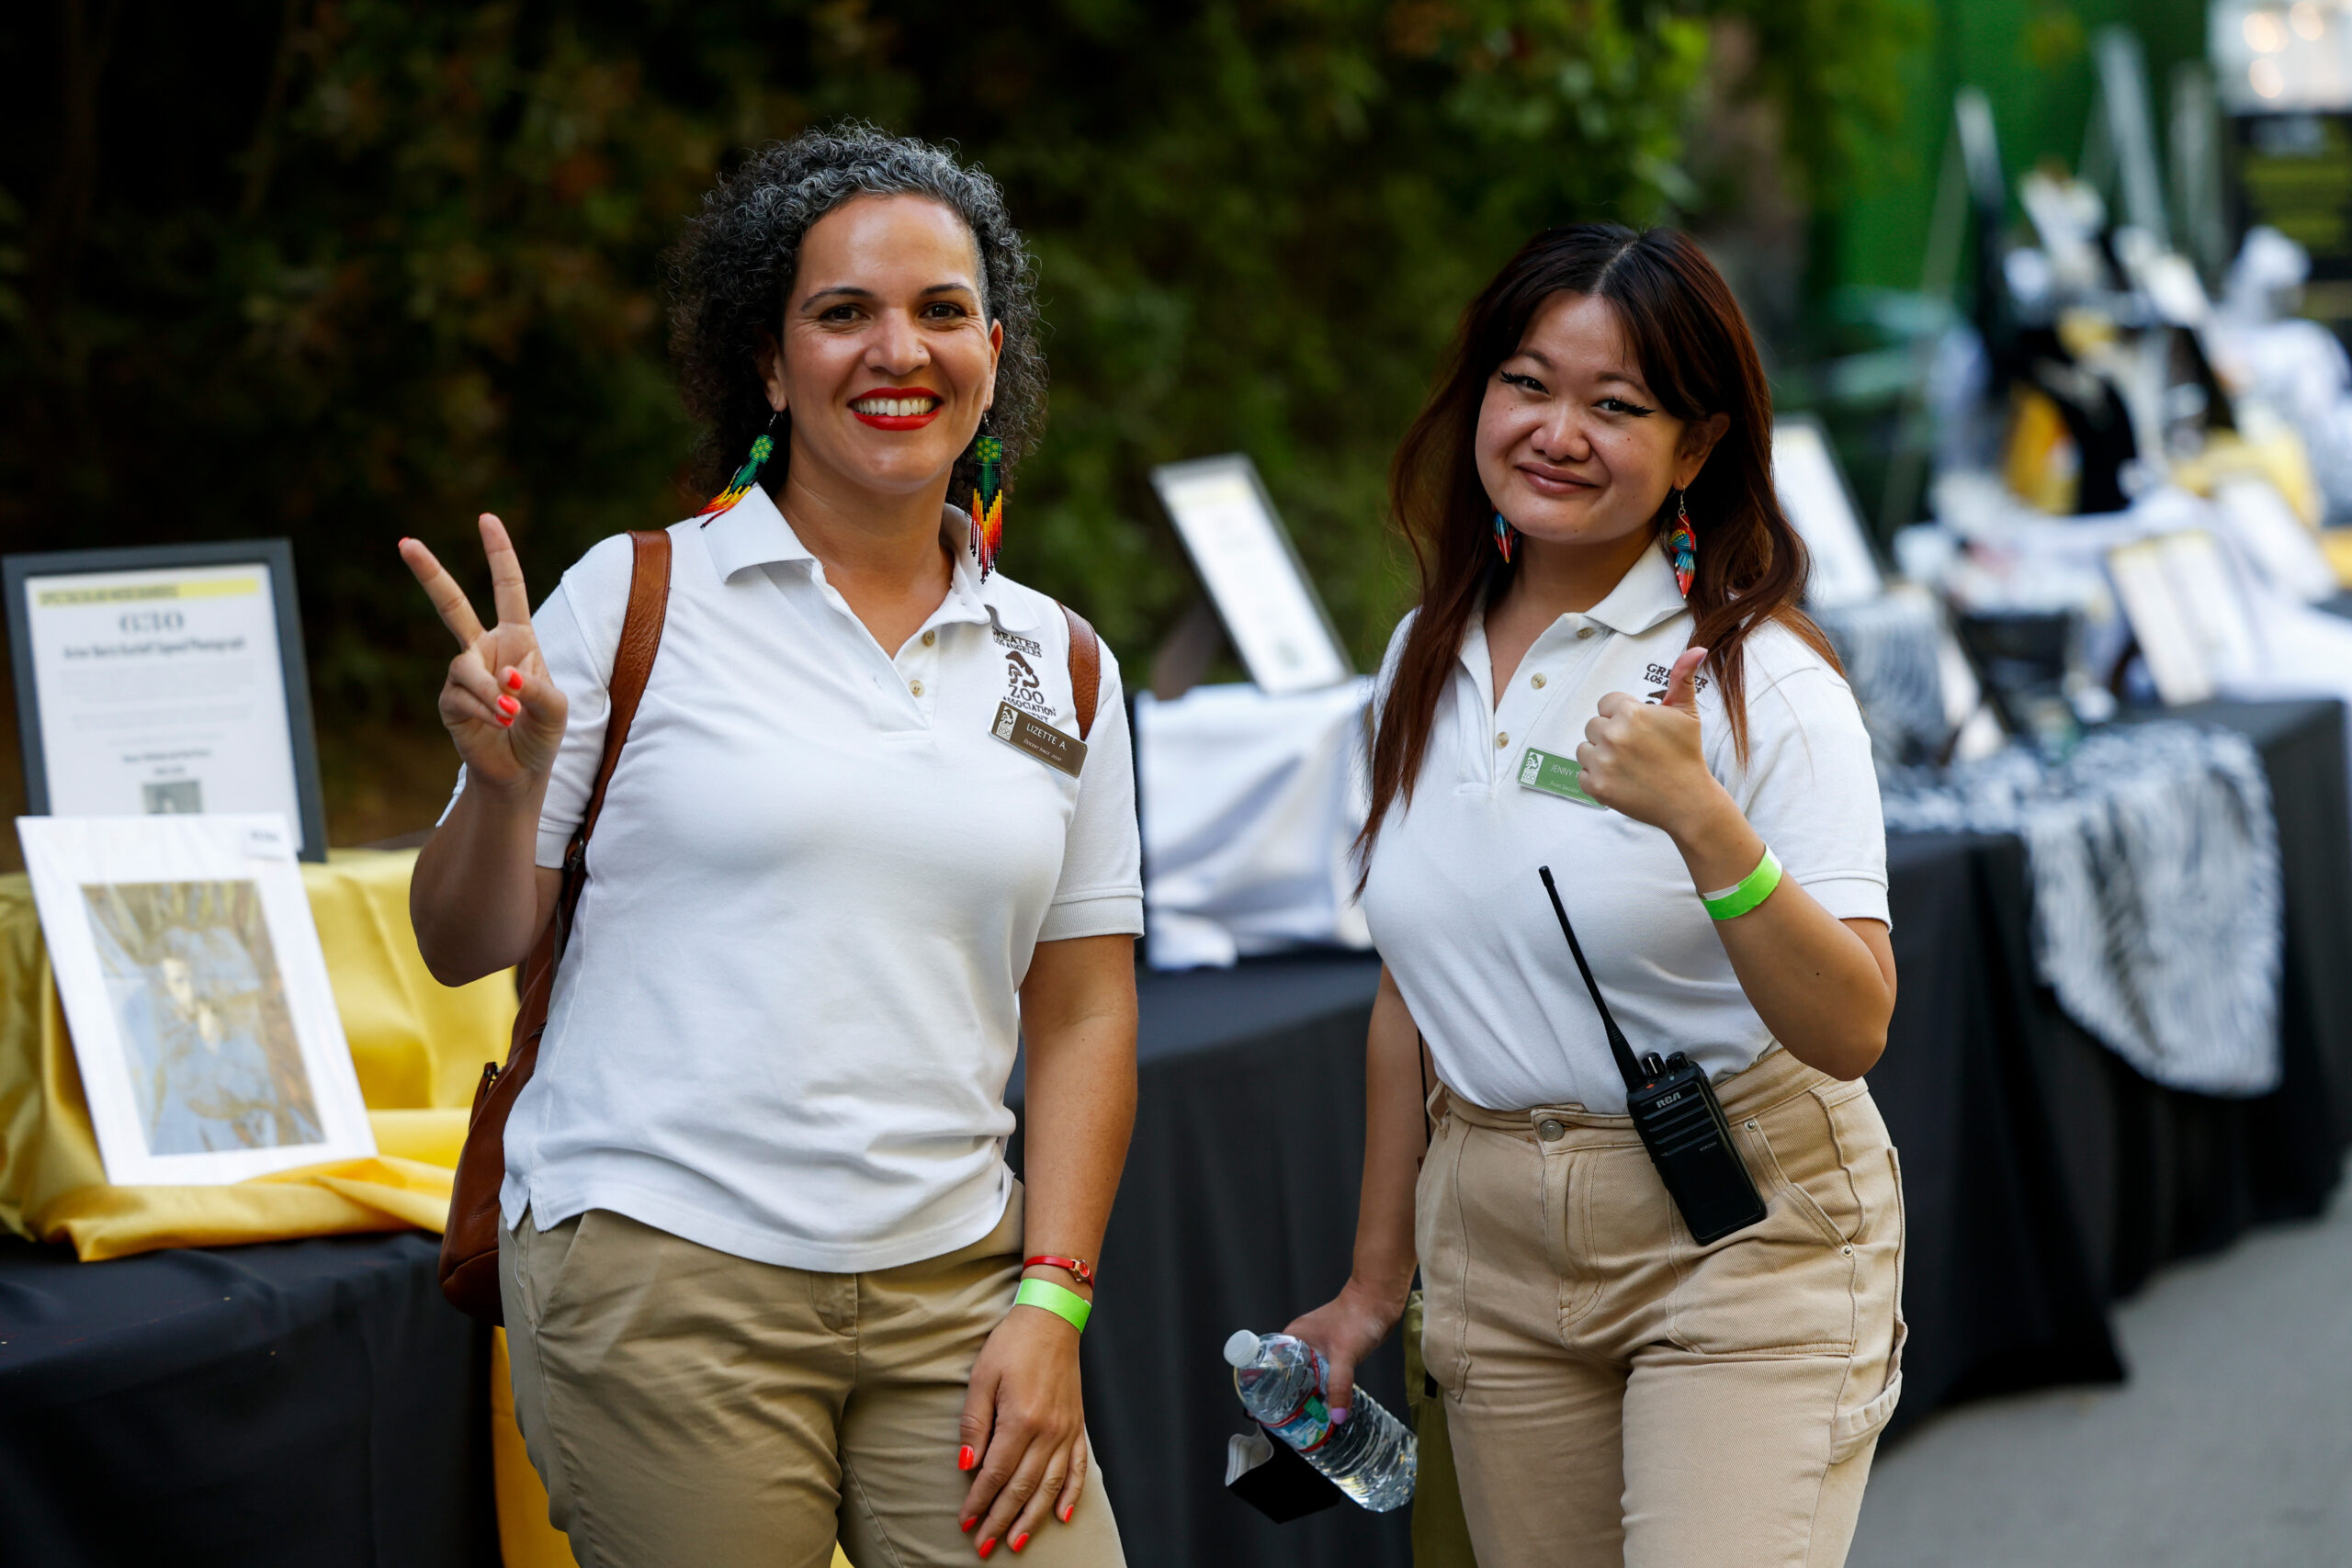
1667,489 -> 1697,597
968,434 -> 1006,580
1492,511 -> 1519,564
695,411 -> 780,520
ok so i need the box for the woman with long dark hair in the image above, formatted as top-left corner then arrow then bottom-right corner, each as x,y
1288,225 -> 1904,1564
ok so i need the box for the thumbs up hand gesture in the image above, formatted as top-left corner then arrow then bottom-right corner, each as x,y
1575,646 -> 1720,837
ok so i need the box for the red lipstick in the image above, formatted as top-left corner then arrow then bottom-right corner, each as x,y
851,386 -> 944,430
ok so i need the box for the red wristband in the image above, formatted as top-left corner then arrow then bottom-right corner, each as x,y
1023,1254 -> 1094,1288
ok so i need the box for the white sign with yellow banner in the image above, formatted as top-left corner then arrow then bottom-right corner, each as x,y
6,542 -> 326,857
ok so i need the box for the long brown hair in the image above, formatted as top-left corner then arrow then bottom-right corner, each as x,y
1362,223 -> 1837,866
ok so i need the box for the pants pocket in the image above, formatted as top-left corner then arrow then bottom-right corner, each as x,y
1414,1118 -> 1474,1396
1832,1147 -> 1909,1463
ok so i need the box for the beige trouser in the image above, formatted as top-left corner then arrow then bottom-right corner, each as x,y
1418,1046 -> 1906,1567
498,1186 -> 1125,1568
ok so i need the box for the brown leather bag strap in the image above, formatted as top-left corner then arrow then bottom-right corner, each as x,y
1060,602 -> 1102,743
578,529 -> 673,845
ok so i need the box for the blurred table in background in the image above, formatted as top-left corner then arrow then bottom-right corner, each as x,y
1045,697 -> 2351,1568
0,1230 -> 499,1566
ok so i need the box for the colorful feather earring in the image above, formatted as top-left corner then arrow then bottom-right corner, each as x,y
695,411 -> 779,520
969,434 -> 1006,579
1667,489 -> 1697,597
1492,511 -> 1519,565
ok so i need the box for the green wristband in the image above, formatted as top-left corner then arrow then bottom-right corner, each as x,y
1702,847 -> 1783,920
1014,1277 -> 1092,1334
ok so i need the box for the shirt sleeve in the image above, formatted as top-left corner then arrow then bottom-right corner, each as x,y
1037,642 -> 1146,942
435,533 -> 637,870
1713,637 -> 1891,928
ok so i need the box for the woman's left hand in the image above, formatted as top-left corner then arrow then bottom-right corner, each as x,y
1575,646 -> 1723,838
957,1291 -> 1091,1555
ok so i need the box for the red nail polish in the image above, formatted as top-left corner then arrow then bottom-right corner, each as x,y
497,694 -> 520,716
498,714 -> 514,728
1058,1504 -> 1072,1523
1011,1532 -> 1029,1552
958,1444 -> 977,1471
961,1516 -> 978,1534
978,1538 -> 997,1560
505,669 -> 525,691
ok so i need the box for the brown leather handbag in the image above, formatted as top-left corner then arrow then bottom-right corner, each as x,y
435,524 -> 1105,1322
439,528 -> 673,1322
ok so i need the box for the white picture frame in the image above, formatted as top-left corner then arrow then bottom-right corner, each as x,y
1772,417 -> 1886,611
17,812 -> 374,1186
1150,455 -> 1353,695
2107,529 -> 2261,706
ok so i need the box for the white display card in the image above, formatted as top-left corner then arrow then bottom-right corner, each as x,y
1150,455 -> 1352,695
17,813 -> 373,1186
1771,419 -> 1885,610
2107,529 -> 2261,706
17,559 -> 312,851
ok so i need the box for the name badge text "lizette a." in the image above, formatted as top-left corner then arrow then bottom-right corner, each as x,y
992,702 -> 1087,777
1518,747 -> 1604,809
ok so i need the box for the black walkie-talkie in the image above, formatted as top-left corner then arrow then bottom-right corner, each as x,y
1538,866 -> 1767,1246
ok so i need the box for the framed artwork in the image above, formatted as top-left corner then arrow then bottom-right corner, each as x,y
1771,417 -> 1886,611
17,813 -> 373,1185
2107,529 -> 2261,706
4,539 -> 327,860
1150,454 -> 1354,695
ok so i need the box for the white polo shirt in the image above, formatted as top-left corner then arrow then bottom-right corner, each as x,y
460,484 -> 1143,1271
1360,539 -> 1888,1115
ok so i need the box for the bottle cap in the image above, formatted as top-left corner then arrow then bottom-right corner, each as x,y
1223,1330 -> 1263,1369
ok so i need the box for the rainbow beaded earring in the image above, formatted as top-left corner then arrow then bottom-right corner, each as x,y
695,411 -> 779,519
1492,511 -> 1519,564
969,434 -> 1006,579
1667,489 -> 1697,597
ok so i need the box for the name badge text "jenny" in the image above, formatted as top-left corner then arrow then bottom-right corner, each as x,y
992,702 -> 1088,777
1517,746 -> 1605,809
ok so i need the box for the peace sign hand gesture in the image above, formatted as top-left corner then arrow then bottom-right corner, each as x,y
399,514 -> 568,793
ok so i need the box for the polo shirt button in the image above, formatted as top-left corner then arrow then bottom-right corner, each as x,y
909,680 -> 925,696
1537,1118 -> 1566,1142
1531,673 -> 1546,689
922,630 -> 936,647
1576,626 -> 1595,640
1495,732 -> 1510,750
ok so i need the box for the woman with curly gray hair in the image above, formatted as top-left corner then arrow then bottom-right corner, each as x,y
400,125 -> 1137,1567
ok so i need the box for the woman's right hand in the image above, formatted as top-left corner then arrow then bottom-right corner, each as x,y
399,514 -> 567,791
1283,1278 -> 1408,1423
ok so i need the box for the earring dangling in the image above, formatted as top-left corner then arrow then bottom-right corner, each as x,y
1667,490 -> 1697,597
1492,511 -> 1519,565
968,434 -> 1006,580
696,411 -> 779,520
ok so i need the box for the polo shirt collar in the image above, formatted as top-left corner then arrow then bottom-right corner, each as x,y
699,483 -> 1038,632
1583,538 -> 1690,637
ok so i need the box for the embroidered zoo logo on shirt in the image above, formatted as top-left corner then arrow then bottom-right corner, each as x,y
1004,649 -> 1052,715
1643,660 -> 1710,704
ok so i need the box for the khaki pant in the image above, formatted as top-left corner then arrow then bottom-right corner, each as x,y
1418,1047 -> 1906,1567
498,1187 -> 1125,1568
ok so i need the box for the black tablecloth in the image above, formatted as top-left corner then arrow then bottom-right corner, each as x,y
0,1230 -> 497,1567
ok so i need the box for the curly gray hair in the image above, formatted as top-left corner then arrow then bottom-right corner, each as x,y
667,122 -> 1046,511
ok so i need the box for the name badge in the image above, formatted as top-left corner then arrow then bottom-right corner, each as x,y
1517,746 -> 1604,809
993,701 -> 1087,777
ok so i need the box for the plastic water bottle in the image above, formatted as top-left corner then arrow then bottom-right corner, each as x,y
1224,1329 -> 1416,1511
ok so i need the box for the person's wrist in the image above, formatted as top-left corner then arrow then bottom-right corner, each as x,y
1020,1263 -> 1093,1306
1662,777 -> 1741,856
1341,1271 -> 1411,1325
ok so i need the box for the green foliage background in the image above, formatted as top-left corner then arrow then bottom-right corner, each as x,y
0,0 -> 1916,834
